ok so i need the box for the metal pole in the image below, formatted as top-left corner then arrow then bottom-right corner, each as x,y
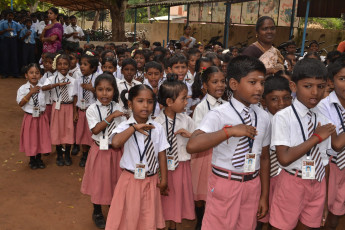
289,0 -> 296,40
187,4 -> 190,26
300,0 -> 311,56
134,8 -> 137,42
167,6 -> 171,44
11,0 -> 13,10
223,2 -> 231,48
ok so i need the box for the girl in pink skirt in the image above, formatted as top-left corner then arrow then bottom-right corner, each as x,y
155,77 -> 196,230
42,54 -> 75,166
73,52 -> 98,167
191,66 -> 226,229
106,84 -> 169,230
17,63 -> 52,169
81,73 -> 125,229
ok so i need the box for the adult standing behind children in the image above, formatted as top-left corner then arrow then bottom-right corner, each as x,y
64,15 -> 84,51
242,16 -> 284,75
40,7 -> 63,54
180,25 -> 196,49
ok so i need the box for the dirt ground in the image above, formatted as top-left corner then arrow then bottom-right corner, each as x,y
0,78 -> 345,230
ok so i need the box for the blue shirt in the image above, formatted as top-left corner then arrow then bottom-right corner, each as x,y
0,20 -> 21,37
20,28 -> 37,44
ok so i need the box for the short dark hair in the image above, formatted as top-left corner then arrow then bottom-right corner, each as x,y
256,16 -> 275,32
168,54 -> 188,68
157,78 -> 188,106
142,40 -> 150,47
227,55 -> 266,81
263,75 -> 291,98
121,84 -> 154,109
195,57 -> 212,73
152,42 -> 161,47
153,46 -> 167,56
145,61 -> 163,73
80,53 -> 99,74
69,15 -> 76,20
122,58 -> 137,70
327,59 -> 345,81
101,57 -> 117,68
292,58 -> 327,83
304,52 -> 321,61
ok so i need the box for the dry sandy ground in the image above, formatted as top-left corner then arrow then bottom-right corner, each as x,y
0,78 -> 344,230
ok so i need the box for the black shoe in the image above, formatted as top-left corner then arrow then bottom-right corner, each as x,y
92,213 -> 106,229
79,152 -> 88,167
36,154 -> 46,169
43,153 -> 50,156
71,144 -> 80,156
29,159 -> 38,170
56,145 -> 64,166
64,146 -> 72,166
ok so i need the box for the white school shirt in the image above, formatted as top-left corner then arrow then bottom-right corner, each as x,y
193,94 -> 227,126
31,21 -> 40,32
64,25 -> 84,42
43,72 -> 75,103
271,99 -> 330,172
198,97 -> 271,173
86,100 -> 125,143
155,110 -> 195,161
111,116 -> 170,173
39,71 -> 54,105
68,66 -> 82,79
186,69 -> 196,84
72,74 -> 97,109
143,78 -> 161,117
117,79 -> 142,107
116,65 -> 124,80
17,82 -> 46,113
318,91 -> 344,157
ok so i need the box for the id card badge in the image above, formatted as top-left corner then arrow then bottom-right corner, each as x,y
32,107 -> 40,117
244,153 -> 257,173
167,156 -> 176,171
99,136 -> 109,150
55,100 -> 61,110
80,99 -> 86,110
134,163 -> 146,179
10,31 -> 14,37
302,160 -> 315,179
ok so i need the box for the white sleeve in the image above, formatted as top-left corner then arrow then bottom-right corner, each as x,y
198,110 -> 222,133
192,103 -> 204,127
16,86 -> 25,104
271,112 -> 291,147
262,119 -> 271,147
43,76 -> 54,86
79,28 -> 84,36
157,125 -> 170,152
86,105 -> 100,130
72,78 -> 79,97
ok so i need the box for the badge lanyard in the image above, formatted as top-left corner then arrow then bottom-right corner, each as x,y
291,104 -> 317,156
334,103 -> 345,132
82,74 -> 94,99
54,75 -> 69,100
206,100 -> 211,111
96,103 -> 113,138
165,113 -> 176,153
229,100 -> 257,151
133,128 -> 152,163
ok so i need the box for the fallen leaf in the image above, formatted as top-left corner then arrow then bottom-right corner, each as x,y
78,178 -> 82,182
67,206 -> 74,209
4,160 -> 7,163
11,153 -> 15,156
12,169 -> 16,172
16,160 -> 23,164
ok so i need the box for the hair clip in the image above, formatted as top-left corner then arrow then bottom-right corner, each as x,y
52,54 -> 61,70
200,67 -> 207,74
86,51 -> 94,56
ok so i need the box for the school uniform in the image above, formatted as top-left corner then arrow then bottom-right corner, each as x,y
0,20 -> 20,77
183,75 -> 193,115
191,94 -> 226,201
143,78 -> 160,118
198,97 -> 271,230
115,65 -> 124,80
318,91 -> 345,216
105,116 -> 170,230
270,99 -> 330,229
39,71 -> 55,122
64,24 -> 84,50
81,100 -> 125,205
68,66 -> 82,79
259,111 -> 281,224
117,79 -> 142,107
17,82 -> 51,156
72,74 -> 97,146
135,70 -> 145,83
19,27 -> 37,66
186,69 -> 196,84
43,72 -> 75,145
155,110 -> 196,223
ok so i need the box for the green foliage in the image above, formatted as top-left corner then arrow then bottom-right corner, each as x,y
126,0 -> 169,23
0,0 -> 28,11
306,17 -> 345,30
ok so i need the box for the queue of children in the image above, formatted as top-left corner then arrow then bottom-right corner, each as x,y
14,12 -> 345,230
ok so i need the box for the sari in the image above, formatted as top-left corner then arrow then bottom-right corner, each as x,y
43,23 -> 63,53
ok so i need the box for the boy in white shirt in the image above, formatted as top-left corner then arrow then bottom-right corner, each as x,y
187,55 -> 271,230
270,58 -> 336,229
64,15 -> 84,50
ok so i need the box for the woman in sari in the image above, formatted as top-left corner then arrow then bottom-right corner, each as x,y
242,16 -> 284,75
40,7 -> 63,53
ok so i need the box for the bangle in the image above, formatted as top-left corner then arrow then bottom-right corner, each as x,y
312,133 -> 323,144
103,118 -> 110,125
130,124 -> 137,132
23,97 -> 29,102
223,125 -> 232,144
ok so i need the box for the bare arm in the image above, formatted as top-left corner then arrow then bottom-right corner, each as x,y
91,111 -> 124,135
112,124 -> 154,148
157,151 -> 168,195
331,132 -> 345,152
257,145 -> 270,219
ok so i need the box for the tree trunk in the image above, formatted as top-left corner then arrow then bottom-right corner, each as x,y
29,1 -> 39,13
109,1 -> 127,41
92,11 -> 100,30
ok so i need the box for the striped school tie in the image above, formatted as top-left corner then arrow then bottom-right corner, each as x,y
270,148 -> 279,177
106,104 -> 117,138
232,106 -> 251,168
167,118 -> 179,168
216,100 -> 223,105
307,111 -> 325,182
83,76 -> 91,103
60,77 -> 69,102
336,108 -> 345,170
144,129 -> 158,173
32,92 -> 39,107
